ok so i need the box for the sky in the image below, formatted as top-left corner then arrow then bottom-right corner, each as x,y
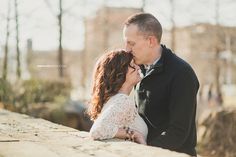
0,0 -> 236,51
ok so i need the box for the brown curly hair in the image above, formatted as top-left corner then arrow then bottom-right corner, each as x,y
88,50 -> 133,120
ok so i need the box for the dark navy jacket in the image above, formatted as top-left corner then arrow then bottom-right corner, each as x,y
135,45 -> 199,156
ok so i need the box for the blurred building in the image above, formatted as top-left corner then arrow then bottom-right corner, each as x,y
83,7 -> 236,97
1,6 -> 236,102
30,49 -> 83,83
164,23 -> 236,86
82,6 -> 142,98
162,23 -> 236,104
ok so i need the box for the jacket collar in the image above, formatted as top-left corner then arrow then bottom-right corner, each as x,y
141,44 -> 168,78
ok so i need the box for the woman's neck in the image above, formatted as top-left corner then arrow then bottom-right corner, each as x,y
118,83 -> 133,96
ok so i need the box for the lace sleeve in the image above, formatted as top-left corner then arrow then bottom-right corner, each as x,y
89,94 -> 137,140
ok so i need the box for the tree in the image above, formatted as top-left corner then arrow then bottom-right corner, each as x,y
58,0 -> 64,78
3,0 -> 11,80
102,0 -> 109,51
141,0 -> 147,12
44,0 -> 84,78
170,0 -> 176,52
214,0 -> 223,105
44,0 -> 65,78
14,0 -> 21,79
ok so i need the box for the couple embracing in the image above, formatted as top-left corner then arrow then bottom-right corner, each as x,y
88,13 -> 199,157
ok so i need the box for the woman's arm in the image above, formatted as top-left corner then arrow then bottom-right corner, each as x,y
114,128 -> 127,139
89,95 -> 138,140
90,121 -> 147,145
115,128 -> 146,145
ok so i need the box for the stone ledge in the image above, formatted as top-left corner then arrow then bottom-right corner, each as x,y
0,109 -> 189,157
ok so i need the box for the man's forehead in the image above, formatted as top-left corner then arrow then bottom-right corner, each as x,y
124,25 -> 139,35
123,34 -> 144,43
123,36 -> 135,43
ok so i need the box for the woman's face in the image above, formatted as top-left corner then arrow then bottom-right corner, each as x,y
125,60 -> 142,86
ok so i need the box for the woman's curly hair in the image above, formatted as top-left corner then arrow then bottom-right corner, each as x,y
88,49 -> 133,120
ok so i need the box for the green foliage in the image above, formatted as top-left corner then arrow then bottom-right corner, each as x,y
0,78 -> 14,106
50,107 -> 68,125
1,78 -> 72,120
0,78 -> 71,113
17,79 -> 71,107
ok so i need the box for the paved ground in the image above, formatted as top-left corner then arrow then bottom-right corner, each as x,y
0,109 -> 189,157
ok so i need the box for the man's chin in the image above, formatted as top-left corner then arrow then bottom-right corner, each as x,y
135,61 -> 142,66
133,59 -> 141,65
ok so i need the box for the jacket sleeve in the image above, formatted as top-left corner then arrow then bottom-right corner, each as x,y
149,66 -> 199,149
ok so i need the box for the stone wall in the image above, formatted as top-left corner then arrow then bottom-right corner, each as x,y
0,109 -> 190,157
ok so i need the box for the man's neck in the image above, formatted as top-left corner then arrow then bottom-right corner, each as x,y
146,45 -> 162,65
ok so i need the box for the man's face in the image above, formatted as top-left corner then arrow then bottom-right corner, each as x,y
123,24 -> 150,65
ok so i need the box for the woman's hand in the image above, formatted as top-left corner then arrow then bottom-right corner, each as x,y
119,127 -> 146,145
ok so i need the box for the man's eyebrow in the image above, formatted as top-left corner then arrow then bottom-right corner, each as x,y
128,41 -> 135,44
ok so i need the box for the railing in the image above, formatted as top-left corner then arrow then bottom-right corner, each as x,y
0,109 -> 189,157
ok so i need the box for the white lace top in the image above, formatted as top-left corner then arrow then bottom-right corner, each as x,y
89,93 -> 148,140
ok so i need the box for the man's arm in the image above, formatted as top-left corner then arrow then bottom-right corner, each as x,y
149,66 -> 199,150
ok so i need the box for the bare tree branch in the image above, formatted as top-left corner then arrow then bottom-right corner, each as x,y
170,0 -> 176,51
63,0 -> 84,13
44,0 -> 57,16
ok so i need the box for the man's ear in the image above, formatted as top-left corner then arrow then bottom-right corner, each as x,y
148,36 -> 157,48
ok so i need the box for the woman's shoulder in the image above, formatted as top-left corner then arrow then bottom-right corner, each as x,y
102,93 -> 132,110
108,93 -> 131,103
114,93 -> 130,98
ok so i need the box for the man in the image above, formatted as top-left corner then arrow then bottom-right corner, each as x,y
123,13 -> 199,156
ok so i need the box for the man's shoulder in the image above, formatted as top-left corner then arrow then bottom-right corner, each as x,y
162,45 -> 192,71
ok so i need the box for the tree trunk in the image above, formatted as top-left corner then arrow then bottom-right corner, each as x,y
3,0 -> 11,80
214,0 -> 223,105
14,0 -> 21,79
81,18 -> 87,99
58,0 -> 64,78
141,0 -> 146,12
170,0 -> 176,52
103,3 -> 109,52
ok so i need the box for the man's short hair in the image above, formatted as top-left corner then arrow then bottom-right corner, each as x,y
124,13 -> 162,43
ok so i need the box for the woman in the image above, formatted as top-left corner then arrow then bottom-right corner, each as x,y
88,49 -> 148,144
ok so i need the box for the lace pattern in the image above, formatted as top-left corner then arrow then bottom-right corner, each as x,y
89,93 -> 138,140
